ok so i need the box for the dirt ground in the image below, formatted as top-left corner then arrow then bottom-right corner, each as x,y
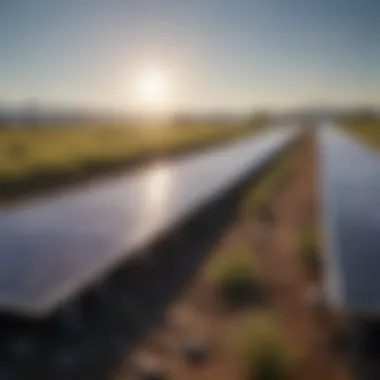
116,133 -> 353,380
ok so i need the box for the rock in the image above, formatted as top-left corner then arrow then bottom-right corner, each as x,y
133,354 -> 167,380
183,339 -> 210,365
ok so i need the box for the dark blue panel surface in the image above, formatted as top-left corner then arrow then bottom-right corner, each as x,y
0,127 -> 297,316
320,126 -> 380,315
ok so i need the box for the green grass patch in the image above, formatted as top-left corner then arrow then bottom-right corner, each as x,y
235,312 -> 294,380
210,249 -> 261,306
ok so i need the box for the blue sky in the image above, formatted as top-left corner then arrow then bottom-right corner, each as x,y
1,0 -> 379,112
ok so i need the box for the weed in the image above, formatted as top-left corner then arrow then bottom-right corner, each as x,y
235,313 -> 294,380
210,249 -> 261,306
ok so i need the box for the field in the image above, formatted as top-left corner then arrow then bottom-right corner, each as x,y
0,122 -> 264,200
344,120 -> 380,149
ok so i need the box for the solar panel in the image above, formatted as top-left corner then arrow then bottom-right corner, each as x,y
320,125 -> 380,316
0,127 -> 298,316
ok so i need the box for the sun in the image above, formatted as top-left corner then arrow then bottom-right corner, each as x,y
135,66 -> 169,105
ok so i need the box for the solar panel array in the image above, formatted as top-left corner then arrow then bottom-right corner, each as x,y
0,127 -> 298,316
320,126 -> 380,316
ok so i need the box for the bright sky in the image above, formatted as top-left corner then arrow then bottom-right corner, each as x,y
1,0 -> 380,113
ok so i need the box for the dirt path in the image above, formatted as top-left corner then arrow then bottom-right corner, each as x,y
265,136 -> 351,380
117,133 -> 353,380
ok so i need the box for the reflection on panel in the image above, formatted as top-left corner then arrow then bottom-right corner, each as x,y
0,126 -> 297,316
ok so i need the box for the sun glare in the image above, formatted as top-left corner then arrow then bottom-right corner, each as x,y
135,67 -> 169,106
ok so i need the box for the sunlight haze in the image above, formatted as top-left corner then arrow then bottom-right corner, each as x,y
1,0 -> 379,113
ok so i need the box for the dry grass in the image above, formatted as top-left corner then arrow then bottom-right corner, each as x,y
344,120 -> 380,150
0,122 -> 265,197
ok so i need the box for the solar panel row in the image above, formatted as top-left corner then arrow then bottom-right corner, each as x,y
0,126 -> 298,316
320,125 -> 380,316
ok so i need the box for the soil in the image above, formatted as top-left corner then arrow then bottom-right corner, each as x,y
116,132 -> 353,380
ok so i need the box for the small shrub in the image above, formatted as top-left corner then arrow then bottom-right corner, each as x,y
236,313 -> 293,380
211,250 -> 260,306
